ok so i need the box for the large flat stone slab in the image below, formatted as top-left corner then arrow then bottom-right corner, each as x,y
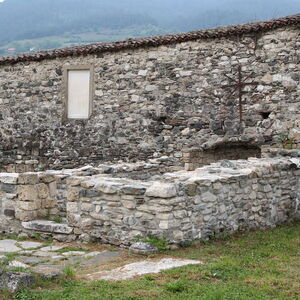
18,256 -> 49,265
17,241 -> 43,249
22,220 -> 73,234
86,258 -> 202,281
0,240 -> 21,253
39,245 -> 65,252
31,265 -> 64,279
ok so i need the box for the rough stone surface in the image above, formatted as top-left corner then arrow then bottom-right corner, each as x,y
39,245 -> 65,252
129,242 -> 158,255
0,272 -> 35,293
0,240 -> 21,253
31,265 -> 64,279
87,258 -> 202,281
145,182 -> 177,198
22,220 -> 73,234
8,261 -> 30,269
17,241 -> 43,249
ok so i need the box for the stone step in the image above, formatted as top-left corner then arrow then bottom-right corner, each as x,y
22,220 -> 73,234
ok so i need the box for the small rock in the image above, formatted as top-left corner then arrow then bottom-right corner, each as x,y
220,160 -> 236,168
169,245 -> 180,251
8,261 -> 30,269
129,242 -> 158,255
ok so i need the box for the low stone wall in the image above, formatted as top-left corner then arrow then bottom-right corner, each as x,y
64,157 -> 299,246
0,172 -> 57,222
0,156 -> 299,246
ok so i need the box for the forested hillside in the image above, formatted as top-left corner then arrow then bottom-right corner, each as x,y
0,0 -> 299,55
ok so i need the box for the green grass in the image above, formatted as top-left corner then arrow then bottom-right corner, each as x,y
134,235 -> 168,252
63,266 -> 76,279
8,222 -> 300,300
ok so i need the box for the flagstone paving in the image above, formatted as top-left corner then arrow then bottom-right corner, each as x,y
0,239 -> 202,281
0,238 -> 123,278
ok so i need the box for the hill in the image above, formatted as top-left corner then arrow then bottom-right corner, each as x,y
0,0 -> 299,55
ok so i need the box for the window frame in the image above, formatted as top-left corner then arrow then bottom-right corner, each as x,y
63,65 -> 94,120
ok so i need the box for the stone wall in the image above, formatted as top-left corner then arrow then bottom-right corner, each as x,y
64,156 -> 300,246
0,155 -> 299,245
0,172 -> 57,223
182,142 -> 262,171
0,25 -> 299,170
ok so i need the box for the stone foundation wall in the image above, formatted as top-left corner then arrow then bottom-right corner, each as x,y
1,26 -> 299,170
0,155 -> 299,246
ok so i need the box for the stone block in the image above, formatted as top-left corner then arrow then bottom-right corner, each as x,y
145,182 -> 177,198
4,209 -> 15,218
0,173 -> 18,184
90,212 -> 110,221
41,199 -> 57,209
49,182 -> 57,197
81,203 -> 94,212
129,242 -> 158,255
83,189 -> 102,198
184,183 -> 197,196
81,218 -> 94,229
156,213 -> 173,220
95,182 -> 119,194
122,200 -> 136,209
22,220 -> 73,234
121,185 -> 146,195
17,185 -> 38,201
66,177 -> 82,187
200,191 -> 218,203
67,187 -> 80,201
15,210 -> 38,222
100,194 -> 121,202
18,200 -> 41,211
172,230 -> 184,241
159,221 -> 169,230
67,213 -> 81,226
37,183 -> 49,199
67,202 -> 80,213
0,183 -> 17,193
18,173 -> 39,185
39,174 -> 56,183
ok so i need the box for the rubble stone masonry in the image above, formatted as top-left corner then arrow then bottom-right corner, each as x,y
0,21 -> 299,171
0,154 -> 299,246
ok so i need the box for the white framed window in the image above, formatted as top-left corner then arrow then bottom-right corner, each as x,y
63,65 -> 94,119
